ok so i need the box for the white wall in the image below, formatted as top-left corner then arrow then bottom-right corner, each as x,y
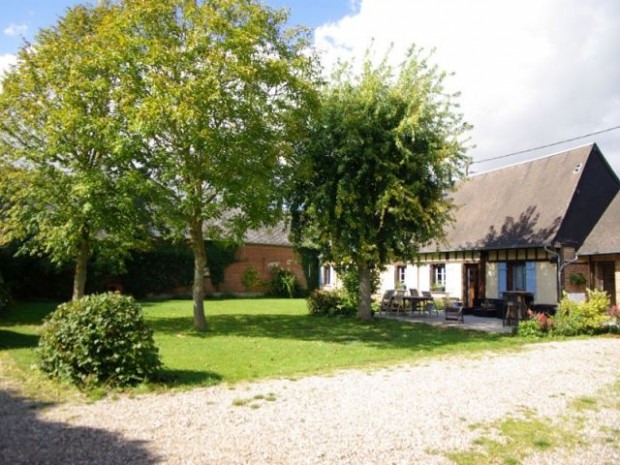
536,262 -> 557,304
379,265 -> 396,293
445,263 -> 462,300
417,264 -> 431,293
486,262 -> 499,299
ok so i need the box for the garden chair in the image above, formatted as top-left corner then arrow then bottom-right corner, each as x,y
409,288 -> 419,297
424,301 -> 439,317
443,297 -> 464,323
379,290 -> 395,314
390,289 -> 407,313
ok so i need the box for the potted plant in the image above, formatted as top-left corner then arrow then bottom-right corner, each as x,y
568,272 -> 587,287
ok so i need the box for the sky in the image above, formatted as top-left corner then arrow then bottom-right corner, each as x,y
1,0 -> 619,176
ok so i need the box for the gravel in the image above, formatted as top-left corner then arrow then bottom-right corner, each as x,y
1,338 -> 619,465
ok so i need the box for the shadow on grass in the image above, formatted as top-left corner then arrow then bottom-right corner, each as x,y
0,301 -> 58,326
155,369 -> 223,388
149,313 -> 511,351
0,330 -> 39,351
0,389 -> 158,464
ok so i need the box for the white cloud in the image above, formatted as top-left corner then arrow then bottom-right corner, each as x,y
0,54 -> 17,79
314,0 -> 620,175
3,23 -> 28,37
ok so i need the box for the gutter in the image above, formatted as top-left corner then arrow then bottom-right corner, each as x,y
544,245 -> 579,302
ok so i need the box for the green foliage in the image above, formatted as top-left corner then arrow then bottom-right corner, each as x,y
297,247 -> 320,292
38,293 -> 161,388
268,266 -> 302,298
205,242 -> 238,290
113,0 -> 320,328
337,264 -> 380,309
0,272 -> 9,313
553,289 -> 610,336
517,320 -> 545,338
0,3 -> 153,299
121,242 -> 194,298
241,265 -> 264,293
290,46 -> 470,318
306,289 -> 357,317
568,272 -> 587,286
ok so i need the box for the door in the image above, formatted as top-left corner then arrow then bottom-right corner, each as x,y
464,264 -> 479,308
600,261 -> 616,305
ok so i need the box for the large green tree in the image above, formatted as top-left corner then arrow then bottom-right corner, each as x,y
291,48 -> 471,320
0,2 -> 151,301
117,0 -> 319,331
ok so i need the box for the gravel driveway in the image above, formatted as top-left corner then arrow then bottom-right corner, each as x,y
1,338 -> 619,465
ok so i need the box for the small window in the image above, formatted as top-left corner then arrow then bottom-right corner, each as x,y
396,265 -> 406,285
322,265 -> 332,286
431,264 -> 446,291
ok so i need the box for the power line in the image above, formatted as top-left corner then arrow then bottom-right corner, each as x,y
472,124 -> 620,164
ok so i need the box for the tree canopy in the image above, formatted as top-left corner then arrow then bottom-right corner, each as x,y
0,2 -> 151,301
290,47 -> 471,319
115,0 -> 320,330
0,0 -> 319,329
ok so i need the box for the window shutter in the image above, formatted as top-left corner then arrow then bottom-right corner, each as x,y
498,262 -> 507,295
526,262 -> 537,299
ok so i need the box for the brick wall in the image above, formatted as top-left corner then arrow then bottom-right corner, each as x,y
563,262 -> 590,293
204,244 -> 306,294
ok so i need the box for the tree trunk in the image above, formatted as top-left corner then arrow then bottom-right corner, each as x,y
190,218 -> 208,332
72,234 -> 89,301
357,262 -> 373,320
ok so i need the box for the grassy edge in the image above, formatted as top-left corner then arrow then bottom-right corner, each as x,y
443,376 -> 620,465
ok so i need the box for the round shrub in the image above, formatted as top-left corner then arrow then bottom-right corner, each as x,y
38,293 -> 161,388
307,289 -> 356,317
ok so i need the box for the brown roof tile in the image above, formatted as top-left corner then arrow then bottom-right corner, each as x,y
423,144 -> 596,252
578,192 -> 620,255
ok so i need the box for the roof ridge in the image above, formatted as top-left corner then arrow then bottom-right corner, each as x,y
469,143 -> 595,178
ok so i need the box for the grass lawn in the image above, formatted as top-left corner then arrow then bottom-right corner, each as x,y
0,298 -> 527,394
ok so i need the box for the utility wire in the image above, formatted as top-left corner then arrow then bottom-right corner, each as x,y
472,124 -> 620,164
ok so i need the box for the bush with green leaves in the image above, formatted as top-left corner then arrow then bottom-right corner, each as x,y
241,265 -> 264,293
517,319 -> 545,338
38,293 -> 161,388
268,265 -> 302,298
307,289 -> 356,317
553,289 -> 610,336
336,264 -> 380,310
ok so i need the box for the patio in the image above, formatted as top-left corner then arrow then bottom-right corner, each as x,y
376,310 -> 515,334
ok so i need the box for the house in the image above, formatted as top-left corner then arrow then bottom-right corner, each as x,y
203,223 -> 308,294
375,143 -> 620,307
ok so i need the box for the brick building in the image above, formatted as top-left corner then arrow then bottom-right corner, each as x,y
203,224 -> 307,294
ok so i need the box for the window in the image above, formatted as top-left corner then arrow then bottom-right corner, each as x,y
396,265 -> 406,285
322,265 -> 332,286
431,264 -> 446,291
498,261 -> 537,297
512,262 -> 526,291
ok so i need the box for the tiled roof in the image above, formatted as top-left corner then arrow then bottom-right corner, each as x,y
422,144 -> 597,252
243,223 -> 292,247
578,192 -> 620,255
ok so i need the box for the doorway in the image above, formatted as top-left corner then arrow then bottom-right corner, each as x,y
598,261 -> 616,306
464,264 -> 479,308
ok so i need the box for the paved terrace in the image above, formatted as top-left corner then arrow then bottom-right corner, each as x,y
376,310 -> 515,334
